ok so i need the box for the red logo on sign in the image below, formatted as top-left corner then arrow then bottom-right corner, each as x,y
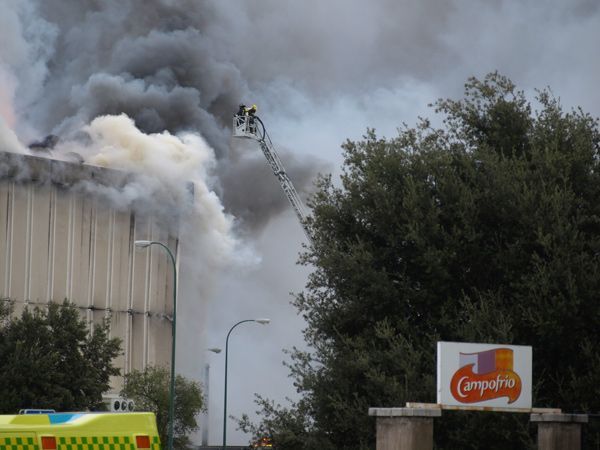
449,348 -> 522,404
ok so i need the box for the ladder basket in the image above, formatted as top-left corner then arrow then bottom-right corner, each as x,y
232,115 -> 258,139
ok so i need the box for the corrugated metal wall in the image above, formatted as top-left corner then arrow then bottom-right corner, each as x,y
0,154 -> 177,393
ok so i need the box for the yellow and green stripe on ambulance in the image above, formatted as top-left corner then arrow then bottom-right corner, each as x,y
0,412 -> 160,450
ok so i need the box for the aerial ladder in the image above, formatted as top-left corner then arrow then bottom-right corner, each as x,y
232,109 -> 313,244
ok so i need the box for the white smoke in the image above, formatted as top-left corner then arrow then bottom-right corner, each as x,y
0,117 -> 28,154
0,69 -> 17,129
0,0 -> 56,141
0,66 -> 27,154
56,113 -> 244,269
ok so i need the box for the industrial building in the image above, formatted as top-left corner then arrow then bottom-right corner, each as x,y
0,150 -> 175,394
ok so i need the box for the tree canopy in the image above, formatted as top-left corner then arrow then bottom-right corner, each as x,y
243,73 -> 600,449
0,300 -> 121,412
121,365 -> 204,450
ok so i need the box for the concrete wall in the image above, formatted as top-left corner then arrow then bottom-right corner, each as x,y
0,151 -> 177,393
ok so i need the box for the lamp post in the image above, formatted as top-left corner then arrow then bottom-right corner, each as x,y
222,318 -> 271,450
135,240 -> 177,450
203,348 -> 222,446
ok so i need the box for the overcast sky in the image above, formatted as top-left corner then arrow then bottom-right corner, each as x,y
2,0 -> 600,445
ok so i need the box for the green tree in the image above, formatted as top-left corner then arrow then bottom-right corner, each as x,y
243,73 -> 600,449
121,366 -> 204,450
0,300 -> 121,412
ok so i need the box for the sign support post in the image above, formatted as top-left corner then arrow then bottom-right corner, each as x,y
530,413 -> 588,450
368,407 -> 442,450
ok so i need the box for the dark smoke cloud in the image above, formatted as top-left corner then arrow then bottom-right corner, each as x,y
14,0 -> 600,137
221,140 -> 327,231
30,1 -> 244,151
14,0 -> 347,228
229,0 -> 455,94
13,0 -> 599,232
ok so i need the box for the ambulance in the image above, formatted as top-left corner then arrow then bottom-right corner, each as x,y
0,411 -> 161,450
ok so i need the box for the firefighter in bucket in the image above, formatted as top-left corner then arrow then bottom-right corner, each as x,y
234,103 -> 258,136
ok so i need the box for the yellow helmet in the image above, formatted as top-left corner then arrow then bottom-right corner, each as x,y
251,104 -> 257,111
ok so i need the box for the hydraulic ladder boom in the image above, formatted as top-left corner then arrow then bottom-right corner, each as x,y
232,114 -> 312,243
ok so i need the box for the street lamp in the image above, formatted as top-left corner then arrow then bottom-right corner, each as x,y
202,348 -> 222,446
135,240 -> 177,450
222,318 -> 271,450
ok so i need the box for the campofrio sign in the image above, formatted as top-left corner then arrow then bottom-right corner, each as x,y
437,342 -> 532,410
